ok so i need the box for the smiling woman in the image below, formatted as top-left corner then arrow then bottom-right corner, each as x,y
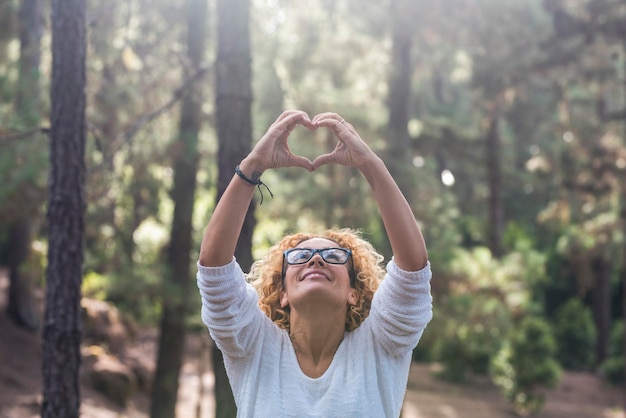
196,110 -> 433,418
252,230 -> 384,333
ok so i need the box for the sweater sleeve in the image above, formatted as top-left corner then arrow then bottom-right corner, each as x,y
369,259 -> 433,357
196,258 -> 263,358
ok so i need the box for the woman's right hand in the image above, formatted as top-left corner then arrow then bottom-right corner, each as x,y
242,110 -> 315,174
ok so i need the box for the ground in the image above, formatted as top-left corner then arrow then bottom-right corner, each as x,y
1,270 -> 625,418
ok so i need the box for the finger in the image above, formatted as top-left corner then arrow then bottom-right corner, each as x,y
312,153 -> 335,170
289,155 -> 315,172
271,110 -> 311,130
312,112 -> 340,124
271,119 -> 311,143
314,118 -> 346,133
276,111 -> 313,132
311,112 -> 332,121
276,109 -> 310,122
277,110 -> 311,122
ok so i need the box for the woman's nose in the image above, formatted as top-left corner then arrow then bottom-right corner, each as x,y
307,253 -> 325,266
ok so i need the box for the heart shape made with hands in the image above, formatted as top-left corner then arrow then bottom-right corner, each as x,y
287,124 -> 331,160
277,119 -> 352,171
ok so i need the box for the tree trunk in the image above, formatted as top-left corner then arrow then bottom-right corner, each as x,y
591,256 -> 611,364
213,0 -> 253,416
6,218 -> 39,330
620,202 -> 626,410
620,38 -> 626,410
0,1 -> 16,63
16,0 -> 42,125
486,114 -> 504,258
386,0 -> 414,200
382,0 -> 416,262
149,1 -> 207,417
7,0 -> 43,331
591,255 -> 611,365
41,0 -> 87,416
211,347 -> 236,417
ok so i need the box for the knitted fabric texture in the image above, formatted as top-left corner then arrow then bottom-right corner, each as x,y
197,258 -> 433,418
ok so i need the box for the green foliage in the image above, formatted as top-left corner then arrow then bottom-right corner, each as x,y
2,4 -> 626,412
430,293 -> 512,381
82,271 -> 110,301
599,320 -> 625,385
599,356 -> 624,386
552,298 -> 596,370
423,244 -> 550,383
503,222 -> 535,252
491,316 -> 561,415
448,246 -> 546,313
83,263 -> 167,326
0,124 -> 48,224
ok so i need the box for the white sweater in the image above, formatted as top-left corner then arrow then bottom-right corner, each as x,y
197,258 -> 433,418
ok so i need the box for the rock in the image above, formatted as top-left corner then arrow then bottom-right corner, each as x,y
84,346 -> 137,407
81,298 -> 135,354
127,357 -> 153,394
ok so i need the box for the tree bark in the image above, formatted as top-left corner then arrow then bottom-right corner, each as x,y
386,0 -> 414,200
6,218 -> 39,330
213,0 -> 253,416
0,1 -> 16,63
623,203 -> 626,410
149,1 -> 207,417
591,255 -> 611,365
381,0 -> 417,262
621,37 -> 626,414
41,0 -> 87,416
486,115 -> 504,258
7,0 -> 43,331
16,0 -> 42,125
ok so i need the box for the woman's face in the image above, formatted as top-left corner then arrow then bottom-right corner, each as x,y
280,237 -> 357,310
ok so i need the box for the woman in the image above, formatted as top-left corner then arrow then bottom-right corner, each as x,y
197,110 -> 433,417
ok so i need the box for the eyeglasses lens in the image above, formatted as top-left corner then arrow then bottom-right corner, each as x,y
285,248 -> 349,265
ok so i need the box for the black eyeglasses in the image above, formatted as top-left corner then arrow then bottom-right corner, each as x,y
282,247 -> 355,286
284,247 -> 352,265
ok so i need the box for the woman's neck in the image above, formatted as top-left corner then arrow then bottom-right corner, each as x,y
288,310 -> 346,378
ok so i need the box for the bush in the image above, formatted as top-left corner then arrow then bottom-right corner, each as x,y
599,356 -> 624,385
599,320 -> 624,385
552,298 -> 596,370
82,262 -> 187,327
432,293 -> 512,382
491,316 -> 561,415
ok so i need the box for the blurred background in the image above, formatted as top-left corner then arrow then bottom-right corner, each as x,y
1,0 -> 626,416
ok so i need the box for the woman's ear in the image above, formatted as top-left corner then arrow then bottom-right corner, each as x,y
280,290 -> 289,308
347,289 -> 358,306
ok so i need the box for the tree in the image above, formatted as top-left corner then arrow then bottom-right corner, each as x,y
485,114 -> 504,258
212,0 -> 253,415
386,0 -> 416,198
463,0 -> 545,259
41,0 -> 87,415
6,0 -> 43,331
0,0 -> 17,68
539,0 -> 625,369
150,0 -> 207,417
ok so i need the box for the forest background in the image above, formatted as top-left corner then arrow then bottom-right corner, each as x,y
1,0 -> 626,416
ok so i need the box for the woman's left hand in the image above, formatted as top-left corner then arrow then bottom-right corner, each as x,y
311,113 -> 378,171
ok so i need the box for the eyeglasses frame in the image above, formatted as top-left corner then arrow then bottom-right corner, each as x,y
281,247 -> 356,287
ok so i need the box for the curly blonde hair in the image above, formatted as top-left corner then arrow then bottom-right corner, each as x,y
248,228 -> 385,332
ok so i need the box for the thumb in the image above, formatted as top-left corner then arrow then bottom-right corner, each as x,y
290,155 -> 315,172
312,153 -> 334,171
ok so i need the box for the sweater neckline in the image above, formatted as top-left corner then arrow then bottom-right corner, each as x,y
285,330 -> 348,381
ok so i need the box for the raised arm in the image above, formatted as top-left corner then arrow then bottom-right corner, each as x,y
198,110 -> 314,267
312,113 -> 428,271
